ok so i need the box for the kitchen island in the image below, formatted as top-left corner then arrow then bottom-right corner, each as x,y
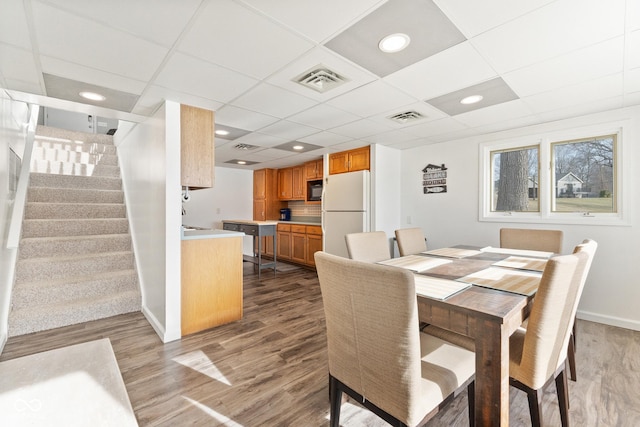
181,227 -> 244,336
222,220 -> 278,279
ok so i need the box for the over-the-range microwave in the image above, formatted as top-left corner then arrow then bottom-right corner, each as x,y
307,180 -> 323,201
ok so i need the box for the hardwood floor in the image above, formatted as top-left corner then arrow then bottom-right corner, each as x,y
2,262 -> 640,426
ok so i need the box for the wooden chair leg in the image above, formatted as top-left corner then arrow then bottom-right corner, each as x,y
467,381 -> 475,427
526,387 -> 544,427
329,374 -> 342,427
567,334 -> 577,382
555,369 -> 570,427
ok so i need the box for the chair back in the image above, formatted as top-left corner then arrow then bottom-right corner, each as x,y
394,227 -> 427,256
314,251 -> 423,424
518,249 -> 592,389
500,228 -> 563,253
345,231 -> 391,262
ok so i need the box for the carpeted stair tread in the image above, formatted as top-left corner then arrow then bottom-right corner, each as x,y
35,137 -> 117,155
32,146 -> 119,165
15,250 -> 135,282
8,290 -> 141,337
25,202 -> 126,219
28,187 -> 124,203
11,269 -> 138,308
19,234 -> 131,258
31,159 -> 120,177
29,173 -> 122,190
36,125 -> 115,146
22,218 -> 129,238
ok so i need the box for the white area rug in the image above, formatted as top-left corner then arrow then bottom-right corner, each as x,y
0,338 -> 137,426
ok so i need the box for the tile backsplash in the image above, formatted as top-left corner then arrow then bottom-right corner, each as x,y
288,201 -> 321,220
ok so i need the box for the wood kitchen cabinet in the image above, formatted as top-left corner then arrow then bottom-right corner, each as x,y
291,225 -> 307,264
305,158 -> 323,180
181,236 -> 242,336
328,145 -> 370,175
278,166 -> 304,200
277,223 -> 292,260
181,104 -> 215,189
306,226 -> 323,267
292,166 -> 305,200
254,169 -> 284,221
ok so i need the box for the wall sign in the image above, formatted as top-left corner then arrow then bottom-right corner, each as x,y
422,163 -> 447,194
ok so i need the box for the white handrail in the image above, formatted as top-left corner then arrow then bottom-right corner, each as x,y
6,104 -> 39,249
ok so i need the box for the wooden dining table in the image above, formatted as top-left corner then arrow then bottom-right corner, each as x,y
413,247 -> 540,427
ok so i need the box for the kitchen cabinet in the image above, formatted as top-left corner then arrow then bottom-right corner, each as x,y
254,169 -> 284,221
305,158 -> 323,180
328,145 -> 370,175
278,166 -> 304,200
181,104 -> 215,189
306,226 -> 323,267
181,235 -> 242,336
291,225 -> 307,264
277,223 -> 292,260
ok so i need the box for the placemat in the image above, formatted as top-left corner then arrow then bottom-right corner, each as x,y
492,256 -> 548,272
422,247 -> 483,258
414,274 -> 471,300
457,266 -> 542,296
378,255 -> 451,272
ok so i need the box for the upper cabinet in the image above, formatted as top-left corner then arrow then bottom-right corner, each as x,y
278,166 -> 305,201
181,104 -> 215,189
328,146 -> 370,175
253,168 -> 283,221
304,159 -> 323,180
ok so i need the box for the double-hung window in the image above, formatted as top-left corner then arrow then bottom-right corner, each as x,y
479,122 -> 627,225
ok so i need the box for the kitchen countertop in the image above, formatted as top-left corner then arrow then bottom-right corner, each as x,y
181,227 -> 244,241
222,220 -> 278,225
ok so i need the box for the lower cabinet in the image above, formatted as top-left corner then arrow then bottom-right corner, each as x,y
277,223 -> 323,268
306,226 -> 323,267
277,223 -> 292,260
181,236 -> 243,336
291,225 -> 307,264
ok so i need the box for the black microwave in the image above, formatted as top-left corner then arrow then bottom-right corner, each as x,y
307,180 -> 323,201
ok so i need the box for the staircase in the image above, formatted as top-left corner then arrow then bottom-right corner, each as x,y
8,125 -> 141,337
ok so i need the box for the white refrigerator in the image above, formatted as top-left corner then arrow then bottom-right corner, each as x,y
322,170 -> 371,258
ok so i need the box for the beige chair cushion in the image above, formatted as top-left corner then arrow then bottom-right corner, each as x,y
395,228 -> 428,257
344,231 -> 391,263
315,251 -> 475,426
500,228 -> 563,253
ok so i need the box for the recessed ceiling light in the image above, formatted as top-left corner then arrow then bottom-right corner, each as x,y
292,145 -> 304,150
79,91 -> 106,101
237,160 -> 246,165
460,95 -> 483,105
378,33 -> 411,53
215,129 -> 229,136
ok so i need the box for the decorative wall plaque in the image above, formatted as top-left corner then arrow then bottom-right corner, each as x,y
422,163 -> 447,194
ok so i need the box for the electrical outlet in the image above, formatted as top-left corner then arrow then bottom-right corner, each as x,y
407,216 -> 412,224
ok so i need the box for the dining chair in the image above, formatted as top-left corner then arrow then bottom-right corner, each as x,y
500,227 -> 563,254
314,251 -> 476,427
344,231 -> 391,263
394,227 -> 428,256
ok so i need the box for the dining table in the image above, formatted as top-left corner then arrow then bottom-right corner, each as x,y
383,245 -> 550,427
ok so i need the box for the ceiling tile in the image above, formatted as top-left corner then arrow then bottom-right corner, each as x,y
362,129 -> 417,145
425,77 -> 518,116
267,47 -> 377,101
0,44 -> 41,86
298,131 -> 353,147
239,0 -> 383,43
232,132 -> 288,148
522,73 -> 623,114
370,102 -> 448,128
384,41 -> 497,100
40,0 -> 202,48
453,99 -> 535,128
624,68 -> 640,94
133,85 -> 223,117
328,118 -> 394,139
503,37 -> 624,97
0,0 -> 32,48
288,103 -> 360,129
434,0 -> 556,38
536,96 -> 625,124
215,105 -> 279,131
43,73 -> 139,112
32,2 -> 169,81
470,0 -> 626,73
627,29 -> 640,70
255,119 -> 320,140
326,80 -> 418,118
154,52 -> 258,104
400,116 -> 468,138
178,0 -> 313,79
325,0 -> 466,77
231,83 -> 317,119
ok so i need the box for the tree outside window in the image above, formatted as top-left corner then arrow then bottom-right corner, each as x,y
491,146 -> 539,212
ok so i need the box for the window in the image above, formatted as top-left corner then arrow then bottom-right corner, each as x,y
479,123 -> 626,226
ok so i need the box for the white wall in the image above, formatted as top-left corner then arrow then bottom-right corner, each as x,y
400,106 -> 640,331
181,166 -> 254,254
371,144 -> 402,255
0,91 -> 31,352
116,101 -> 182,343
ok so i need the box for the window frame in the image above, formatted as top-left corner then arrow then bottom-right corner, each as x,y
479,121 -> 629,226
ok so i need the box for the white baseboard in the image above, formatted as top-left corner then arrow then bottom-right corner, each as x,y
577,309 -> 640,331
142,305 -> 181,343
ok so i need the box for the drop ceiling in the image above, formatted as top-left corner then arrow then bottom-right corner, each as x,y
0,0 -> 638,169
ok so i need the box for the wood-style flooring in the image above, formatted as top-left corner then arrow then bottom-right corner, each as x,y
2,262 -> 640,426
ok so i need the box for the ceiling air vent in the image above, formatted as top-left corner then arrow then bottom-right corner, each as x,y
233,143 -> 259,150
294,65 -> 349,93
387,111 -> 424,124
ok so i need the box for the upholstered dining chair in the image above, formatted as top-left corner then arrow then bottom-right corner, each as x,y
344,231 -> 391,263
395,227 -> 428,257
500,228 -> 563,254
314,251 -> 476,427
